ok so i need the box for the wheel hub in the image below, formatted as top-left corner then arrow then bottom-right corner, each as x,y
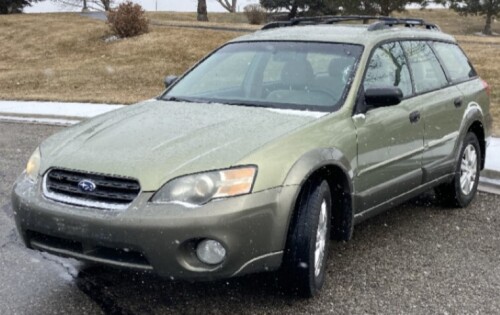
460,144 -> 478,196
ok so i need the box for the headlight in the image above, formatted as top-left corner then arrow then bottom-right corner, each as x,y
151,166 -> 257,205
26,147 -> 41,182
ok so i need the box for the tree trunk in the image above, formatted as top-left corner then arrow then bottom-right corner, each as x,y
380,6 -> 390,17
82,0 -> 89,12
288,3 -> 298,19
104,0 -> 111,11
198,0 -> 209,22
484,12 -> 493,35
379,0 -> 393,16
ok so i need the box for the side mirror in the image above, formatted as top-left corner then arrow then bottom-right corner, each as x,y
365,87 -> 403,108
164,75 -> 178,88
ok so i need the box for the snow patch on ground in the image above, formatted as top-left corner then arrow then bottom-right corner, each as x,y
0,100 -> 123,118
40,252 -> 80,282
485,138 -> 500,172
0,115 -> 80,126
104,35 -> 120,43
474,32 -> 500,37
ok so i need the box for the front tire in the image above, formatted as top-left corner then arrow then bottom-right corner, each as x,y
435,132 -> 481,208
281,180 -> 331,297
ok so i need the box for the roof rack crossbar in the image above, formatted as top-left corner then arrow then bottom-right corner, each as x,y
261,15 -> 441,32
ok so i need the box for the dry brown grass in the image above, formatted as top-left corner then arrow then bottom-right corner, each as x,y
0,10 -> 498,135
146,12 -> 260,31
0,13 -> 239,104
460,41 -> 500,136
146,12 -> 250,24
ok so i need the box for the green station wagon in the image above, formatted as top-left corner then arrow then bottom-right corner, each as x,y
12,16 -> 492,297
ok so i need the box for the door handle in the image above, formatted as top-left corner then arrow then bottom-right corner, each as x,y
454,97 -> 463,108
409,110 -> 421,124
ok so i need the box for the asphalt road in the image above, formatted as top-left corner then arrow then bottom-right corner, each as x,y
0,121 -> 499,315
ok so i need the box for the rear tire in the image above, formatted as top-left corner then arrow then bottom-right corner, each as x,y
435,132 -> 481,208
281,180 -> 331,297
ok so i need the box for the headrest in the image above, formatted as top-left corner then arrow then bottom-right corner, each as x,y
280,58 -> 314,88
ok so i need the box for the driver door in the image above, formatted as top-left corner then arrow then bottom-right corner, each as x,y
353,42 -> 424,212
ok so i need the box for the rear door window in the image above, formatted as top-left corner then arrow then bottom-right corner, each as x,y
401,41 -> 448,94
432,42 -> 477,82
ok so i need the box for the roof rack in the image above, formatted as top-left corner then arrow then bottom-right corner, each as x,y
261,15 -> 441,32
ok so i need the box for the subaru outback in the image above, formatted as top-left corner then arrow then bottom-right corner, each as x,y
12,16 -> 492,297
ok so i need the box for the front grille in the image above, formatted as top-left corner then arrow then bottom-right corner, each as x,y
44,169 -> 140,209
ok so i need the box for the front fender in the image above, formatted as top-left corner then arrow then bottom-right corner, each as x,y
282,147 -> 354,192
277,148 -> 356,245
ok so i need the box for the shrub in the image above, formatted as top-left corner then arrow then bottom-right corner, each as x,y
244,4 -> 267,25
107,1 -> 149,38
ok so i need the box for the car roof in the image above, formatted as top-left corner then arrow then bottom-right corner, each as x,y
232,24 -> 456,47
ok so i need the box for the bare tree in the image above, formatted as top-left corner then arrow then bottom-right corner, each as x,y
197,0 -> 208,21
216,0 -> 237,13
52,0 -> 113,11
100,0 -> 110,11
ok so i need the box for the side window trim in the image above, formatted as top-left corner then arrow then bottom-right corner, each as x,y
398,40 -> 416,97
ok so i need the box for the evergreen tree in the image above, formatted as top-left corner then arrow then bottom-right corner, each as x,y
0,0 -> 42,14
437,0 -> 500,35
260,0 -> 327,18
338,0 -> 429,16
260,0 -> 428,19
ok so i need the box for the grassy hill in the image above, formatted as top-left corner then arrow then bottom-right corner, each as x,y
0,10 -> 498,135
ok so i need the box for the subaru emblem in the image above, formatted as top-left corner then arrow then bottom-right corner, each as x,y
78,179 -> 97,192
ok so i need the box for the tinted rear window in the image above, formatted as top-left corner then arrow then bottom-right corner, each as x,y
432,42 -> 477,82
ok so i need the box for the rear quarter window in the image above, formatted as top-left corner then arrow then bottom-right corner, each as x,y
432,42 -> 477,83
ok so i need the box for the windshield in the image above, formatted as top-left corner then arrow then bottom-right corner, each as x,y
163,41 -> 363,112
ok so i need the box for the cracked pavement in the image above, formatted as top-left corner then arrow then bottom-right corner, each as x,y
0,121 -> 499,314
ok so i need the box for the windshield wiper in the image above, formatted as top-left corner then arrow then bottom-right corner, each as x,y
164,96 -> 199,103
217,100 -> 269,108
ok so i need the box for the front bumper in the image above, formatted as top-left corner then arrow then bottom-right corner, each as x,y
12,174 -> 298,280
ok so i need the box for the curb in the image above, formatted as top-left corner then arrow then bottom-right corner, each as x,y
0,100 -> 123,125
479,170 -> 500,195
0,114 -> 81,126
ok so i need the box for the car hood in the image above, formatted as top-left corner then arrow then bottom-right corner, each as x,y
40,101 -> 326,191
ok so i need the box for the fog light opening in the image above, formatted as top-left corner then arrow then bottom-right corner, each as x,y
196,239 -> 226,265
